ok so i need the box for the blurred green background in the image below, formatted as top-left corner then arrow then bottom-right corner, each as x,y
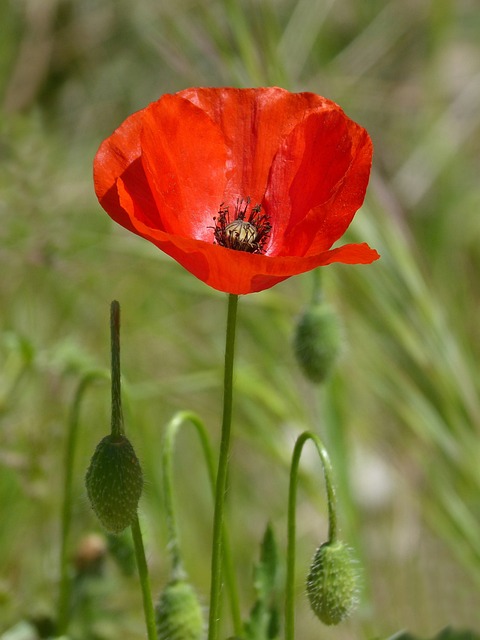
1,0 -> 479,638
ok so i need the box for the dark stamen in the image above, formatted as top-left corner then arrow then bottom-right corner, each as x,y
211,198 -> 271,254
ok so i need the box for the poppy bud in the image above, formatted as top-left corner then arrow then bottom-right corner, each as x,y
306,540 -> 360,626
155,579 -> 205,640
85,434 -> 143,534
293,303 -> 342,383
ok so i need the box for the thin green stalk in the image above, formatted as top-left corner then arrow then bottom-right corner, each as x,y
131,514 -> 157,640
162,415 -> 186,577
163,410 -> 242,634
285,431 -> 337,640
311,268 -> 323,305
57,370 -> 108,634
110,300 -> 123,438
111,300 -> 155,638
208,293 -> 239,640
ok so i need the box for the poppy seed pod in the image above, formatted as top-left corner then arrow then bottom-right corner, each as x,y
306,540 -> 360,626
155,579 -> 205,640
85,434 -> 143,534
294,303 -> 343,383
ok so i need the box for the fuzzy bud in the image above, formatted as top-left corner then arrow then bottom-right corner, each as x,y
306,540 -> 360,626
155,579 -> 205,640
85,434 -> 143,534
293,303 -> 342,383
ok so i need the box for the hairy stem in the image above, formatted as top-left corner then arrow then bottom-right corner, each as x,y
163,411 -> 242,634
131,515 -> 157,640
208,293 -> 239,640
285,430 -> 337,640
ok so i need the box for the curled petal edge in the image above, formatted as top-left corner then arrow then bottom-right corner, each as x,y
118,175 -> 379,294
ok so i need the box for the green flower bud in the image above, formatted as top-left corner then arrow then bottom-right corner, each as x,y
306,540 -> 360,626
156,579 -> 205,640
293,303 -> 343,383
85,434 -> 143,534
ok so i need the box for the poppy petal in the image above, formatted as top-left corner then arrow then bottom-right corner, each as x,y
119,172 -> 379,294
139,95 -> 229,241
179,87 -> 334,205
94,108 -> 159,234
264,108 -> 372,256
249,243 -> 380,294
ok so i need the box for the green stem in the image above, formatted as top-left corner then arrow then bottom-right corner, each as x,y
208,293 -> 239,640
163,411 -> 242,634
57,370 -> 108,635
131,515 -> 157,640
110,300 -> 123,438
285,431 -> 337,640
162,415 -> 186,577
311,268 -> 323,305
110,300 -> 155,637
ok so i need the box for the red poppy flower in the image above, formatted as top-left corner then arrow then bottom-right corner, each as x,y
94,87 -> 379,295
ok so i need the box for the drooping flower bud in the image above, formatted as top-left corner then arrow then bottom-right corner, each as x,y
306,540 -> 360,626
85,434 -> 143,534
293,303 -> 343,383
155,579 -> 205,640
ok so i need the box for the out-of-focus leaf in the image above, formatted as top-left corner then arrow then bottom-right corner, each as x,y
244,523 -> 280,640
386,627 -> 480,640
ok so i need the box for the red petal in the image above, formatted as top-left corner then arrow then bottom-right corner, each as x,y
264,109 -> 372,256
246,243 -> 380,293
119,172 -> 379,294
94,107 -> 159,234
139,95 -> 228,241
94,110 -> 143,202
179,87 -> 334,205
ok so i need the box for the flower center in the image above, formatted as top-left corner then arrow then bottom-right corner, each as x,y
212,198 -> 271,254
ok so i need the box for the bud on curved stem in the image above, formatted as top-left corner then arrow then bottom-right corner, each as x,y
162,410 -> 242,635
293,268 -> 343,384
156,578 -> 205,640
284,430 -> 338,640
293,303 -> 343,384
306,540 -> 360,626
